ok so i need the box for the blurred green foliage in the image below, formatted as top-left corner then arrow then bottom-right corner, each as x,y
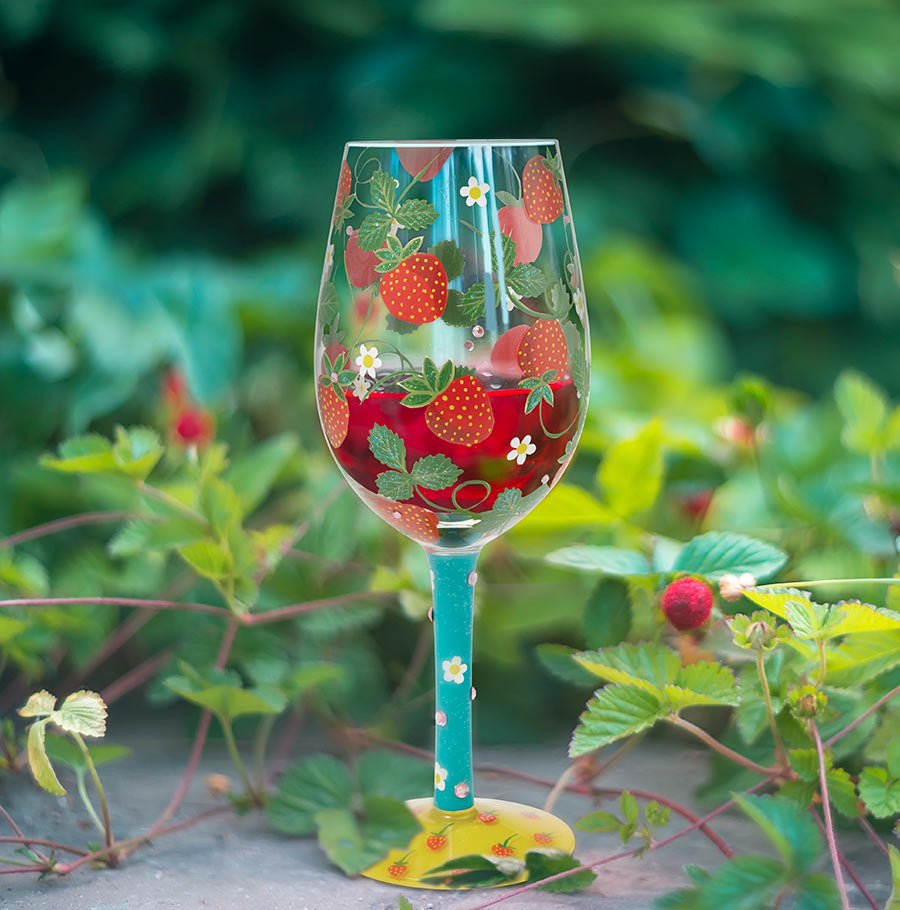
0,0 -> 899,754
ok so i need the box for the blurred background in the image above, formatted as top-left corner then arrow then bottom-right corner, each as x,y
0,1 -> 899,744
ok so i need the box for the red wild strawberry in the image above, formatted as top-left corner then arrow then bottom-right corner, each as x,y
661,577 -> 713,631
491,835 -> 517,857
380,253 -> 448,324
426,823 -> 452,851
498,204 -> 543,264
397,146 -> 453,181
345,228 -> 382,289
400,359 -> 494,446
533,832 -> 553,845
333,160 -> 352,224
371,497 -> 439,544
517,319 -> 568,378
522,155 -> 564,224
174,408 -> 214,447
478,812 -> 497,825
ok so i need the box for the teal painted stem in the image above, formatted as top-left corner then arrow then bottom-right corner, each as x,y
427,550 -> 479,811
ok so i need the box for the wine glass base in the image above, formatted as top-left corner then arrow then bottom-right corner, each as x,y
362,797 -> 575,890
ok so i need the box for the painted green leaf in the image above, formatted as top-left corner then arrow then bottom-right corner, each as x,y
53,690 -> 107,737
319,281 -> 339,326
440,289 -> 472,326
266,754 -> 353,835
834,369 -> 888,453
369,168 -> 397,212
26,718 -> 65,796
357,211 -> 393,251
428,239 -> 465,281
375,469 -> 415,501
396,198 -> 438,230
459,283 -> 486,321
547,279 -> 571,321
569,684 -> 664,755
672,532 -> 787,581
177,539 -> 232,580
368,424 -> 406,472
508,262 -> 547,297
525,850 -> 596,893
858,766 -> 900,817
410,454 -> 462,490
583,579 -> 632,649
599,419 -> 664,518
496,190 -> 521,207
546,545 -> 651,577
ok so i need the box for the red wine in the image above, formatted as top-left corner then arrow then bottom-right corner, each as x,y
331,379 -> 581,544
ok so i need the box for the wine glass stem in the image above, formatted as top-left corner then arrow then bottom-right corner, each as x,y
427,549 -> 479,811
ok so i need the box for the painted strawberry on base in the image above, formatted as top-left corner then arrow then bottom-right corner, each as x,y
379,251 -> 448,324
426,823 -> 453,851
522,153 -> 564,224
399,358 -> 494,446
478,812 -> 498,825
517,319 -> 568,378
491,834 -> 517,857
387,851 -> 413,878
533,832 -> 553,845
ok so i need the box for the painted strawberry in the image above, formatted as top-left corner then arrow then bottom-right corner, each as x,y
400,358 -> 494,446
491,835 -> 517,857
516,319 -> 568,378
387,851 -> 413,878
345,228 -> 381,288
397,146 -> 453,181
320,316 -> 347,373
498,204 -> 543,264
478,812 -> 497,825
332,160 -> 352,224
380,252 -> 448,324
522,154 -> 564,224
371,497 -> 439,544
533,832 -> 553,845
426,823 -> 452,851
317,350 -> 351,449
491,324 -> 529,380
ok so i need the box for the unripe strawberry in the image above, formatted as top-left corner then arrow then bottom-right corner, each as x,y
174,408 -> 214,447
660,577 -> 713,631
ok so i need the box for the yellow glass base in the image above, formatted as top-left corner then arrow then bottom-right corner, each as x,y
363,797 -> 575,890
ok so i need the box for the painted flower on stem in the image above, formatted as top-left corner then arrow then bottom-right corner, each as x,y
507,435 -> 536,466
442,656 -> 468,684
322,243 -> 334,281
460,176 -> 490,208
434,762 -> 448,791
351,374 -> 371,401
355,344 -> 382,379
572,287 -> 586,322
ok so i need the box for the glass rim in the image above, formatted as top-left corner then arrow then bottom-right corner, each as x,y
344,138 -> 558,148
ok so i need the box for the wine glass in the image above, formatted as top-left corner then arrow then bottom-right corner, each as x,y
315,140 -> 589,889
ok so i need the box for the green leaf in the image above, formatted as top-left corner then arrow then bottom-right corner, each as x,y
421,854 -> 519,887
688,855 -> 784,909
266,754 -> 353,835
428,239 -> 465,281
525,850 -> 596,893
19,689 -> 56,717
788,748 -> 820,782
665,661 -> 739,711
396,198 -> 439,230
508,262 -> 548,298
584,580 -> 632,648
225,433 -> 298,512
459,283 -> 486,321
792,874 -> 841,910
26,719 -> 65,796
41,434 -> 117,474
620,790 -> 639,827
410,454 -> 463,490
517,485 -> 614,533
887,845 -> 900,910
375,470 -> 415,501
53,690 -> 107,737
823,767 -> 858,818
369,168 -> 397,212
0,551 -> 48,596
574,642 -> 679,695
834,369 -> 888,453
368,424 -> 406,472
734,794 -> 821,874
360,794 -> 422,858
534,644 -> 598,687
110,426 -> 163,479
575,810 -> 621,832
177,539 -> 232,580
44,734 -> 130,771
398,897 -> 413,910
165,672 -> 286,724
546,545 -> 651,577
672,532 -> 788,581
824,631 -> 900,686
570,684 -> 664,755
599,420 -> 664,518
858,766 -> 900,817
0,614 -> 26,644
108,516 -> 205,557
357,211 -> 393,251
356,749 -> 433,801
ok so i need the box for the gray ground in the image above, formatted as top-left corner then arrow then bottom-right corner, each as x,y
0,716 -> 890,909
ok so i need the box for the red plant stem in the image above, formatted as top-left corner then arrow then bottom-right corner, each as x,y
858,815 -> 890,859
811,722 -> 850,910
0,596 -> 231,617
0,836 -> 87,856
0,865 -> 47,875
266,705 -> 307,784
809,810 -> 879,910
0,512 -> 134,551
241,590 -> 395,625
824,683 -> 900,749
0,804 -> 23,837
668,715 -> 776,776
100,651 -> 172,706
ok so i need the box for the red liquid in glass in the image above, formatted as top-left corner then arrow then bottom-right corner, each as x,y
333,380 -> 580,519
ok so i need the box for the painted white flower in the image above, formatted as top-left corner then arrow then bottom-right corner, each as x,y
355,344 -> 382,379
322,243 -> 334,280
351,374 -> 371,401
442,656 -> 468,684
435,762 -> 448,791
507,435 -> 537,466
460,176 -> 490,208
572,287 -> 586,322
506,286 -> 522,312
